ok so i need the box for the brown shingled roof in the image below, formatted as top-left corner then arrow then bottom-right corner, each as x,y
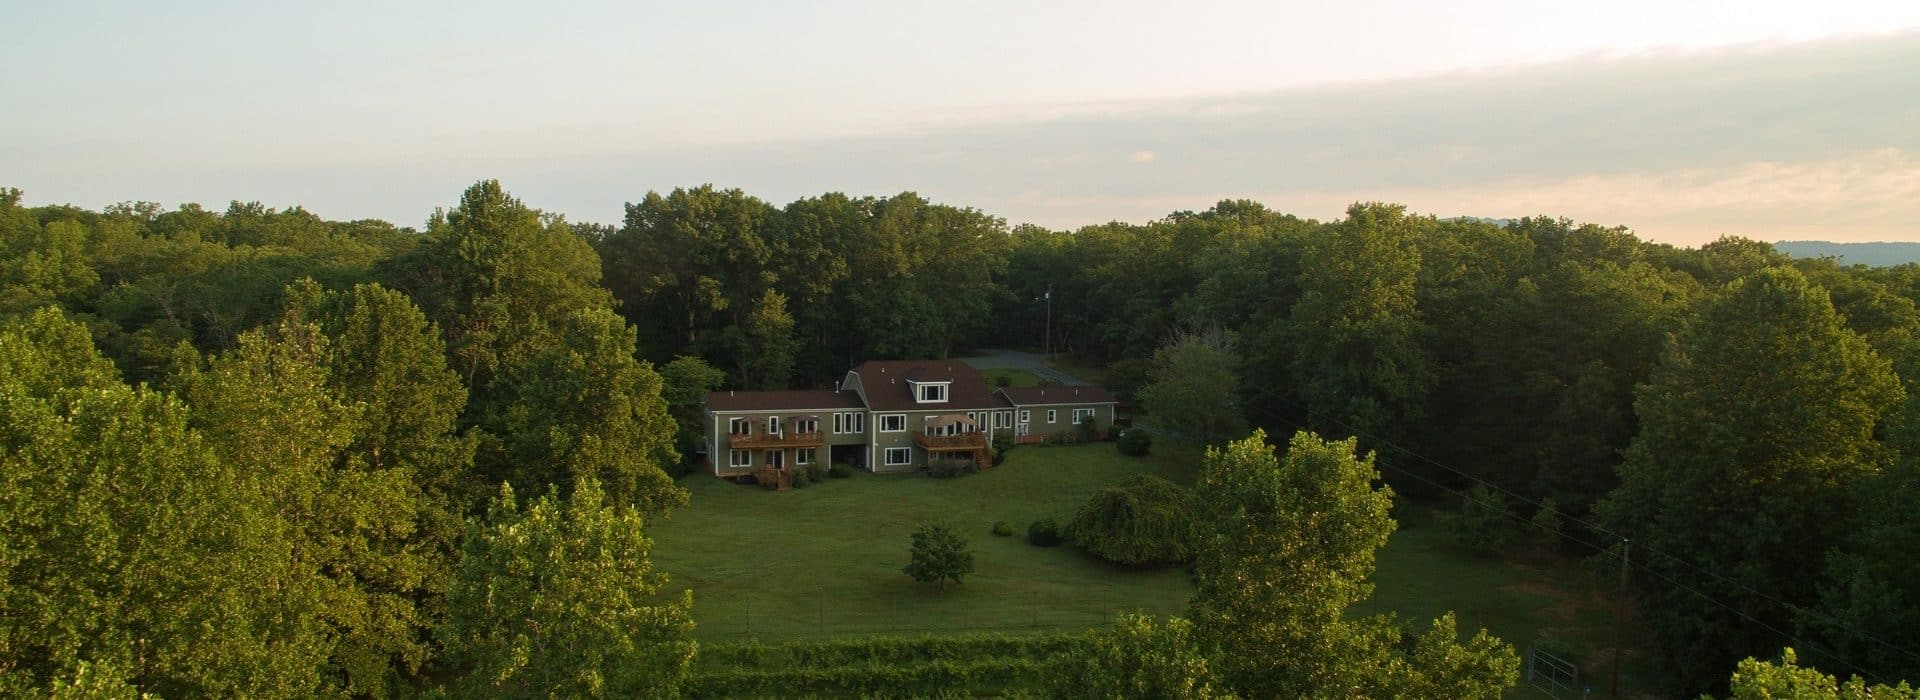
706,389 -> 866,413
998,385 -> 1117,406
849,360 -> 1008,411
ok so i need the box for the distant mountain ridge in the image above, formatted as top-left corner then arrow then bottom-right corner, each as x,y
1775,241 -> 1920,267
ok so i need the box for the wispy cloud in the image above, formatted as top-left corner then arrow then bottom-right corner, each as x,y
515,31 -> 1920,243
10,31 -> 1917,244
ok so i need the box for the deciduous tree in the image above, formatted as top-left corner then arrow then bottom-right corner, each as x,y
1597,266 -> 1902,694
903,522 -> 974,588
441,479 -> 696,698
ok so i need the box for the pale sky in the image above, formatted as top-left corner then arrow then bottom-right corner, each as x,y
4,1 -> 1919,244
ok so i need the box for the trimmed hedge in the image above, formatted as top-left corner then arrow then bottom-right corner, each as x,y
688,657 -> 1048,698
697,633 -> 1087,670
690,634 -> 1088,698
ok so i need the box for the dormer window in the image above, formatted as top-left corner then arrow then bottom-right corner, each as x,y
913,381 -> 950,403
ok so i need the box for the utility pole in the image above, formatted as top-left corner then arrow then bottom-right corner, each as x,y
1611,538 -> 1631,697
1043,284 -> 1053,361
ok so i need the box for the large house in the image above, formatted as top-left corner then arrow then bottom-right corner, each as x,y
703,360 -> 1116,480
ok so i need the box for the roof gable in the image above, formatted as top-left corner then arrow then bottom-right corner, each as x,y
849,360 -> 1006,411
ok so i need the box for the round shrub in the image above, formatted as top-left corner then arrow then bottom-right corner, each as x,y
1067,474 -> 1194,566
828,464 -> 853,479
1028,518 -> 1064,547
791,469 -> 812,489
1116,429 -> 1152,456
804,461 -> 829,482
991,521 -> 1015,537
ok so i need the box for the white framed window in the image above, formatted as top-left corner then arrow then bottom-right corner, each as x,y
768,416 -> 782,435
995,411 -> 1012,429
850,412 -> 865,433
729,449 -> 751,468
833,413 -> 844,434
729,417 -> 752,435
1046,409 -> 1057,424
879,414 -> 906,432
884,447 -> 913,466
1073,408 -> 1096,424
794,418 -> 817,434
796,448 -> 815,465
765,450 -> 784,468
1018,410 -> 1030,424
913,382 -> 950,403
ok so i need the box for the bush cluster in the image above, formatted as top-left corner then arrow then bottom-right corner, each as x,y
828,463 -> 853,479
991,433 -> 1015,466
1116,428 -> 1151,456
991,521 -> 1014,537
1027,518 -> 1064,547
928,456 -> 980,479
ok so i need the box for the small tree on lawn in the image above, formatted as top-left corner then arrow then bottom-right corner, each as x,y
903,522 -> 974,588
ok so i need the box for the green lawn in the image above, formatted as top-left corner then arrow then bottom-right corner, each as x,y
653,441 -> 1649,692
978,367 -> 1043,388
1372,507 -> 1653,695
652,443 -> 1201,642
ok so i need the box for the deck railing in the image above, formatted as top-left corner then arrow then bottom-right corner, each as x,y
727,430 -> 826,449
914,432 -> 987,450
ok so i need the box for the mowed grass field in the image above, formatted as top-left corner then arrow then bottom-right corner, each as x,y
651,443 -> 1203,641
652,441 -> 1645,692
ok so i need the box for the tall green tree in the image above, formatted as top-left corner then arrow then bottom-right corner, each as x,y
0,309 -> 329,696
0,189 -> 98,313
734,288 -> 795,389
604,185 -> 775,354
174,317 -> 436,696
658,354 -> 728,470
488,307 -> 685,515
1137,326 -> 1246,444
282,279 -> 479,553
1189,430 -> 1516,698
396,180 -> 611,392
440,479 -> 696,698
1287,203 -> 1434,449
1597,266 -> 1902,694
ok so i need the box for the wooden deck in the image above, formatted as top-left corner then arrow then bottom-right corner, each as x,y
913,432 -> 987,450
915,432 -> 990,468
727,430 -> 826,450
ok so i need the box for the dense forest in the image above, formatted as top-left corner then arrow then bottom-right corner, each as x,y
4,181 -> 1919,696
